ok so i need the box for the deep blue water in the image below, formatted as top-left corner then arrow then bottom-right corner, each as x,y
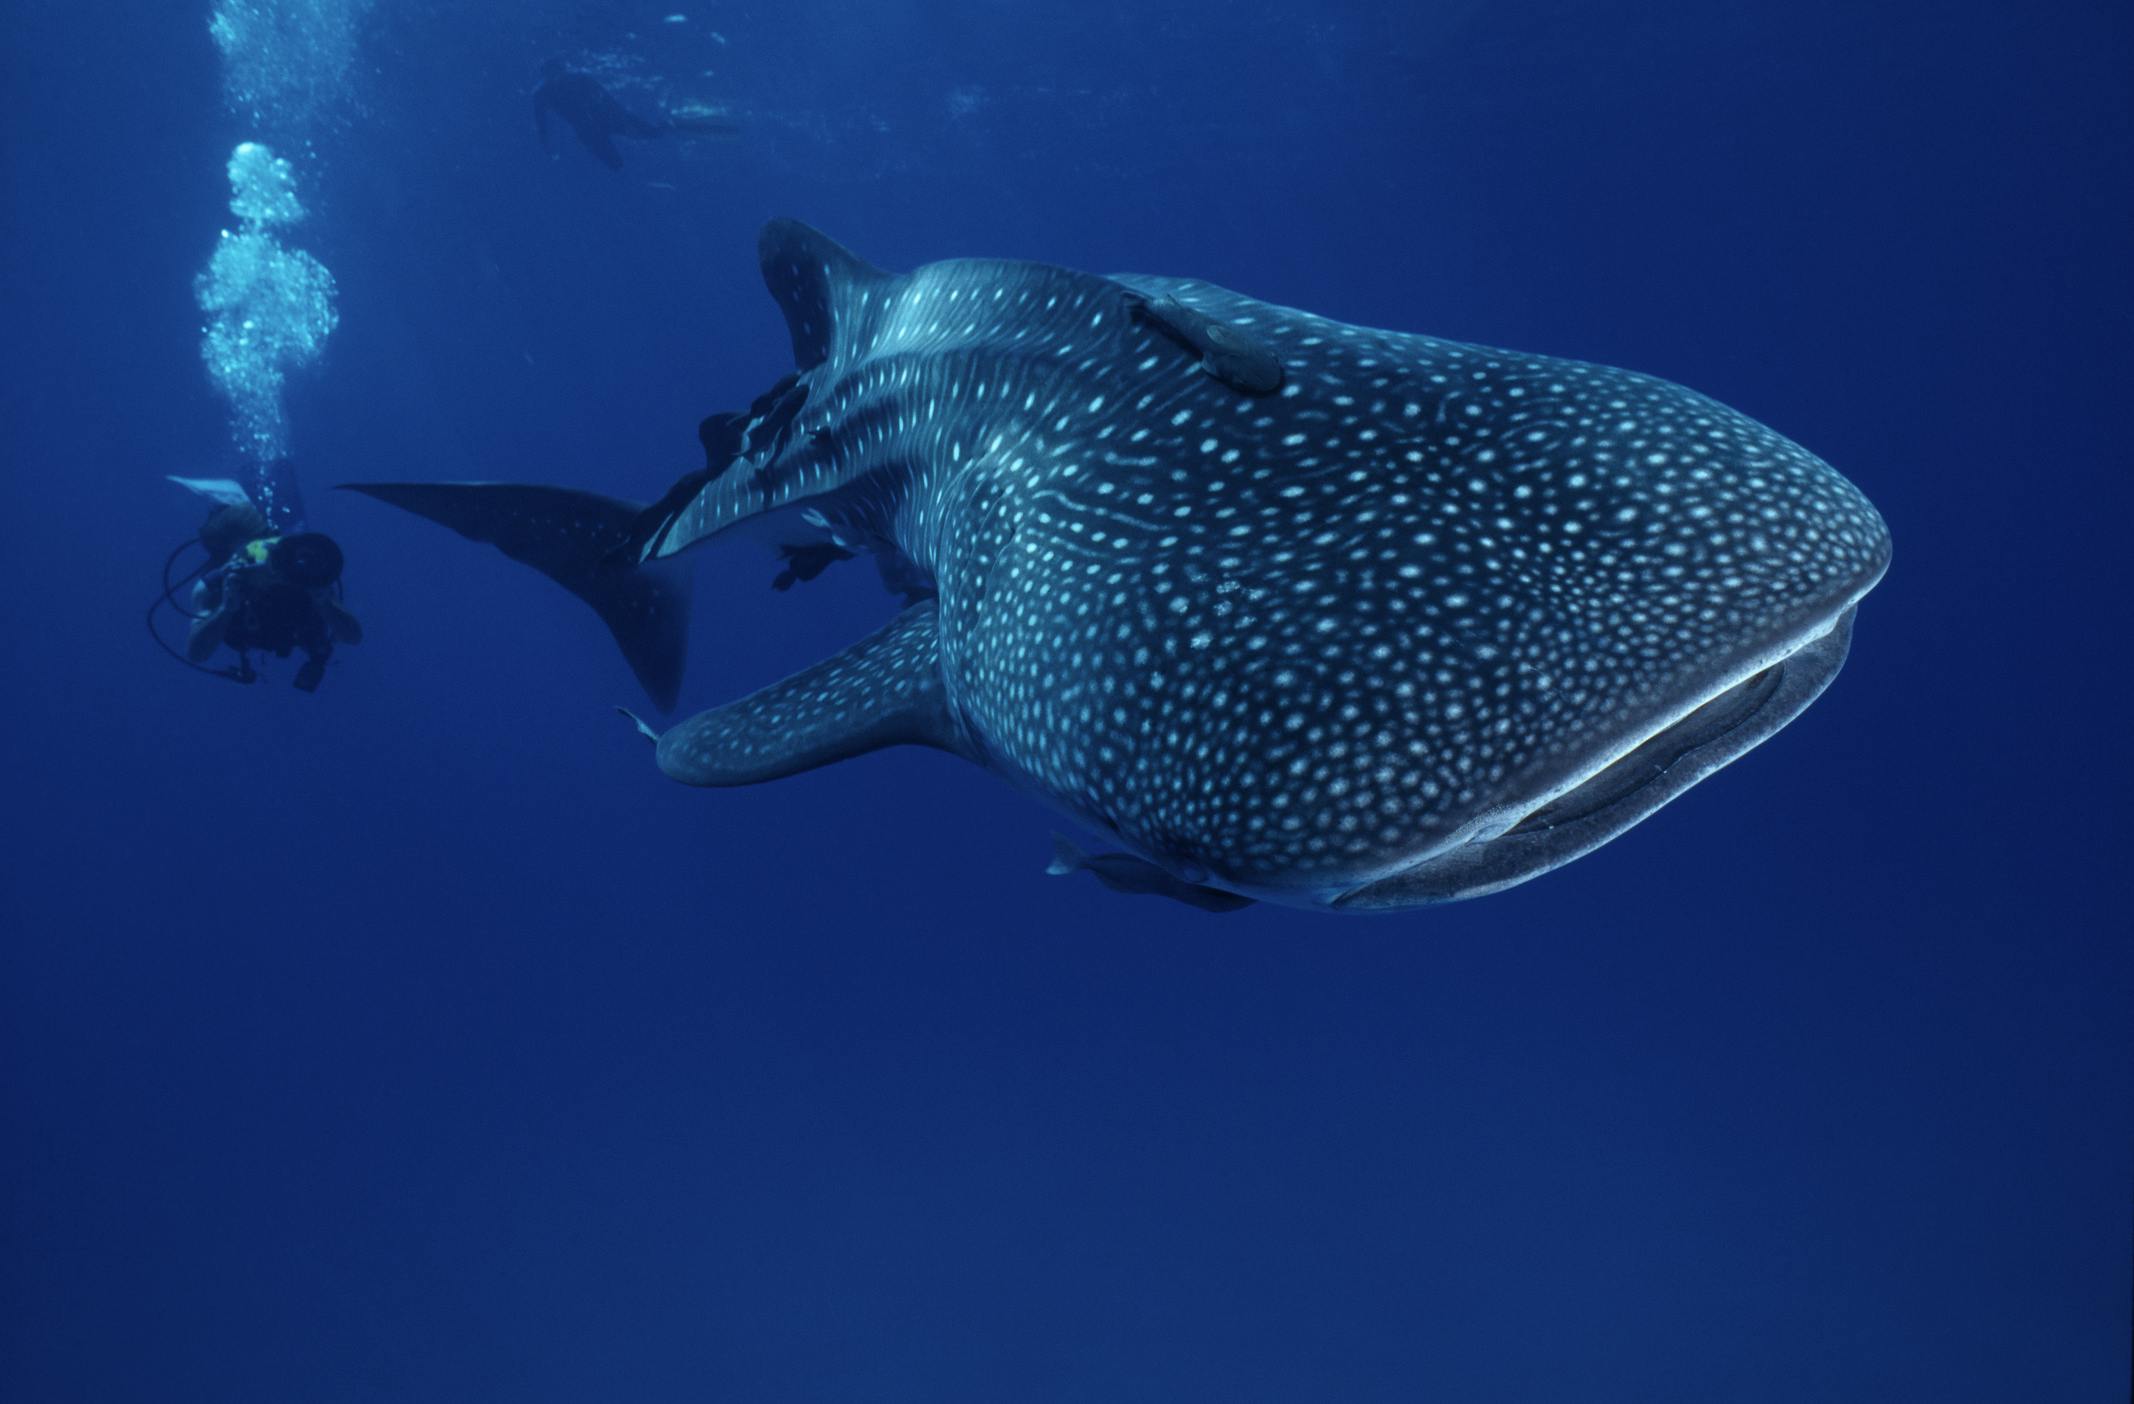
4,1 -> 2129,1397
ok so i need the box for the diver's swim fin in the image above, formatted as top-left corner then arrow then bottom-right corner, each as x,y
166,475 -> 257,509
338,482 -> 691,711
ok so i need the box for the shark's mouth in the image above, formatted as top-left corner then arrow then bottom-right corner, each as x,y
1499,660 -> 1787,840
1334,606 -> 1860,909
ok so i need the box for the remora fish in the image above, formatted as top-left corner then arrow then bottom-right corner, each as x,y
345,220 -> 1891,913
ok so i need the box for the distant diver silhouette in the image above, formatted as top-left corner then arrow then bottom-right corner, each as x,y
534,60 -> 739,170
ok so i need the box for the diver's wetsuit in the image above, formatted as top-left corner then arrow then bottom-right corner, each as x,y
534,69 -> 671,170
187,536 -> 361,692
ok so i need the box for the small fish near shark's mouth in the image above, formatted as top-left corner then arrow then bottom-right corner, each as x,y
1334,606 -> 1861,910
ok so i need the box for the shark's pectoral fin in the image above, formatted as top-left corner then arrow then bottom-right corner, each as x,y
654,600 -> 967,786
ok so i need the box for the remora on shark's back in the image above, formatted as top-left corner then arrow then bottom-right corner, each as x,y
347,220 -> 1891,913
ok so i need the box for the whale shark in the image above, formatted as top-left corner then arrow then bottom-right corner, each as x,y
346,220 -> 1890,913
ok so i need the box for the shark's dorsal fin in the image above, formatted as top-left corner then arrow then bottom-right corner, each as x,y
757,218 -> 891,371
654,600 -> 969,786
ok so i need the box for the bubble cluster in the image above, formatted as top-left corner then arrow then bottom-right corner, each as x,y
208,0 -> 371,130
195,143 -> 337,465
225,141 -> 305,226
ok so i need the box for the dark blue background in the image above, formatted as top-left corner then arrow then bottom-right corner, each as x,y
4,1 -> 2128,1398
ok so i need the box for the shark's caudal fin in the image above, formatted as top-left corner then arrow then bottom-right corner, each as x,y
757,218 -> 892,371
339,482 -> 690,712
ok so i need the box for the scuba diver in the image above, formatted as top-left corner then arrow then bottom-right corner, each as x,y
534,59 -> 740,170
149,479 -> 362,692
